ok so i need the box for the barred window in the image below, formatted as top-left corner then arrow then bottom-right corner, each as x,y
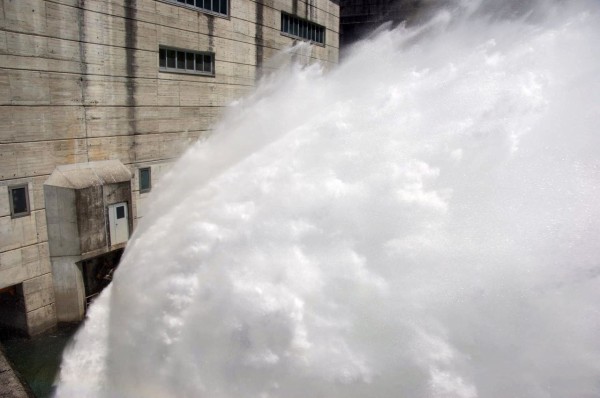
281,13 -> 325,45
169,0 -> 227,16
159,47 -> 214,76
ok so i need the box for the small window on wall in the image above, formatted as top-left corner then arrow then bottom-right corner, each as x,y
8,184 -> 30,218
159,47 -> 215,76
139,168 -> 151,193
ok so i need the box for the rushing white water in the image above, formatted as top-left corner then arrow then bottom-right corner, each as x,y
56,1 -> 600,397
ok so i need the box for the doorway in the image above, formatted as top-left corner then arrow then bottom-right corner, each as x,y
108,202 -> 129,245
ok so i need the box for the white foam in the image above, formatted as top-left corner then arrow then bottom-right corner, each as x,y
56,1 -> 600,397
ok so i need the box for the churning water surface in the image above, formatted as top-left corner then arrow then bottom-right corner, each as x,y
56,0 -> 600,397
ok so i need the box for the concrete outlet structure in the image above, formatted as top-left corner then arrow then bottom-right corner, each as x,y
0,0 -> 339,336
45,160 -> 132,322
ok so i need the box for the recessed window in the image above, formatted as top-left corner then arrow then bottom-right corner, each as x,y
168,0 -> 228,17
139,168 -> 151,193
281,13 -> 325,45
8,185 -> 30,218
159,47 -> 214,76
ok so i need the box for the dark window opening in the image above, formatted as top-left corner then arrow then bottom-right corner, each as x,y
203,54 -> 213,73
166,49 -> 176,68
195,53 -> 204,72
80,249 -> 124,310
281,13 -> 325,45
166,0 -> 227,16
139,167 -> 151,193
116,206 -> 125,220
9,185 -> 30,218
186,52 -> 195,70
159,48 -> 166,68
177,51 -> 185,69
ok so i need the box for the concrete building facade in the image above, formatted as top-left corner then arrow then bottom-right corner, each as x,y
0,0 -> 339,336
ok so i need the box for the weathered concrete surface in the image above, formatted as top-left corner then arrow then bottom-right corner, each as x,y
51,256 -> 85,323
44,160 -> 132,190
0,345 -> 35,398
43,160 -> 132,322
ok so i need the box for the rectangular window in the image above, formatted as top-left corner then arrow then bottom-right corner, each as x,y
186,52 -> 195,70
282,15 -> 289,33
195,53 -> 204,72
166,0 -> 227,16
281,13 -> 325,45
8,185 -> 30,218
159,48 -> 166,68
167,49 -> 176,68
203,54 -> 213,73
139,168 -> 151,193
177,51 -> 185,69
159,47 -> 215,76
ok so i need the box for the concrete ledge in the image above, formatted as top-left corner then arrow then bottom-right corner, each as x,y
0,344 -> 35,398
45,160 -> 132,190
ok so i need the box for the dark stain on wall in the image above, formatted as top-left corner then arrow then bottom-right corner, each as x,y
77,0 -> 89,161
77,1 -> 87,90
254,0 -> 264,76
76,186 -> 107,253
75,183 -> 132,254
124,0 -> 138,159
207,14 -> 215,51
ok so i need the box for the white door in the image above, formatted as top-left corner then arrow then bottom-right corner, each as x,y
108,202 -> 129,245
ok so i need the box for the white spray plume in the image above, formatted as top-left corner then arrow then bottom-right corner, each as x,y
56,0 -> 600,397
